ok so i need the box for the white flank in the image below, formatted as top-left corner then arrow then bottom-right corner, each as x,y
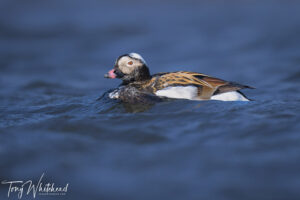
129,52 -> 146,64
211,91 -> 249,101
155,86 -> 198,100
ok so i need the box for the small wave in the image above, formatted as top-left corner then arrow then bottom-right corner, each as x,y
22,80 -> 65,90
284,71 -> 300,83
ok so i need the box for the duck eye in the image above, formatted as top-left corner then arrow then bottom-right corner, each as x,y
127,61 -> 133,65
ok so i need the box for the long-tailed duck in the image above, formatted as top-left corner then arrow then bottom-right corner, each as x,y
104,53 -> 253,103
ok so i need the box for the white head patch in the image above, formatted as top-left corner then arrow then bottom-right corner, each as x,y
129,53 -> 146,64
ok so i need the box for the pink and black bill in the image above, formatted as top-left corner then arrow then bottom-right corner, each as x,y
104,69 -> 117,79
104,68 -> 125,79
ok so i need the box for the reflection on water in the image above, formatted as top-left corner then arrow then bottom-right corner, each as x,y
1,0 -> 300,200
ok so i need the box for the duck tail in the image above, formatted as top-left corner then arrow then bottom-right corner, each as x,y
214,82 -> 254,94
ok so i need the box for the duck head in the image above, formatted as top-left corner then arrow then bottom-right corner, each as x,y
105,53 -> 151,84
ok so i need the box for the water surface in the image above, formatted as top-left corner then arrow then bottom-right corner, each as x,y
1,0 -> 300,199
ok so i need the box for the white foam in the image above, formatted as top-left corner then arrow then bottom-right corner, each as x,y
129,52 -> 146,64
108,90 -> 119,99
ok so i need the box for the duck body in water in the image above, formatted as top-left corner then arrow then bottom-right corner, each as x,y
103,53 -> 253,103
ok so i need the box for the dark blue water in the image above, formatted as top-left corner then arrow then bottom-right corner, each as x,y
1,0 -> 300,199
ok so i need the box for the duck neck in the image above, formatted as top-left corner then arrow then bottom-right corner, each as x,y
122,65 -> 151,85
137,64 -> 151,81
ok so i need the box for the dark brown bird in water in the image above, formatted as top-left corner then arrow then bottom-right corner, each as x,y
104,53 -> 253,103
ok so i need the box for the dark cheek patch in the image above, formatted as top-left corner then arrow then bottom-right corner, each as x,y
115,68 -> 125,78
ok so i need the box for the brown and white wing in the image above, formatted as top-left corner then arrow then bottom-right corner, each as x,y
153,71 -> 252,100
